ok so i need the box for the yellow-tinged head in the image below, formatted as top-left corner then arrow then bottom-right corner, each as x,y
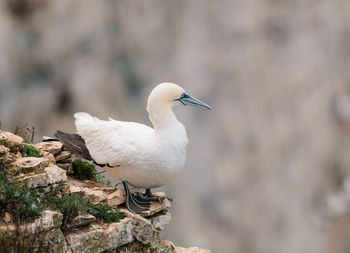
147,82 -> 211,129
147,83 -> 185,109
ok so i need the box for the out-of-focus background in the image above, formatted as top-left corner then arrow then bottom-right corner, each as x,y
1,1 -> 350,252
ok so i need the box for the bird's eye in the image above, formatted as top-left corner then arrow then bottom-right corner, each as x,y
180,93 -> 187,99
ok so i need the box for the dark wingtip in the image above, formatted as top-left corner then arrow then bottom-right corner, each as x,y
54,130 -> 93,161
54,130 -> 64,139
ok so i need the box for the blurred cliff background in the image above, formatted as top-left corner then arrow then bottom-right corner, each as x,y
1,0 -> 350,252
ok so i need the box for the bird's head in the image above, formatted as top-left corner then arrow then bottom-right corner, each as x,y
147,82 -> 212,113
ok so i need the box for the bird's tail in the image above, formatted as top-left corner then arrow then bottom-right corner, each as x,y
54,130 -> 93,160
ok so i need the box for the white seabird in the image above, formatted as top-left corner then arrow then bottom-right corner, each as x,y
55,82 -> 211,213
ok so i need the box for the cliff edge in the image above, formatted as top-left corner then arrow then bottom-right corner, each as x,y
0,130 -> 210,253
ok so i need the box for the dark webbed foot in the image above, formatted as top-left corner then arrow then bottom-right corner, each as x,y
136,188 -> 172,202
122,180 -> 151,213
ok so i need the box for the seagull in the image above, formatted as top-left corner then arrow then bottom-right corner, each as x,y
55,82 -> 211,213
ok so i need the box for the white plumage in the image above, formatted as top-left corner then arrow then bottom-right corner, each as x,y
73,82 -> 211,189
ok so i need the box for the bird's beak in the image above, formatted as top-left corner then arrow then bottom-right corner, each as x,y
177,94 -> 212,110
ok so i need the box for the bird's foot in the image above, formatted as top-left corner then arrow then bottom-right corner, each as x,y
122,180 -> 151,214
136,189 -> 172,202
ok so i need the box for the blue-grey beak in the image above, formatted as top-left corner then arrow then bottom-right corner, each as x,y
176,93 -> 212,110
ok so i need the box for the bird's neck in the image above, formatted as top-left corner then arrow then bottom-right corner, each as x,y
148,105 -> 182,132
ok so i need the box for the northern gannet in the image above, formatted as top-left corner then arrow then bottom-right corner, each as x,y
55,83 -> 211,213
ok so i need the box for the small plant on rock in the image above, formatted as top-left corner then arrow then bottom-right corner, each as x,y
21,144 -> 41,158
72,159 -> 97,180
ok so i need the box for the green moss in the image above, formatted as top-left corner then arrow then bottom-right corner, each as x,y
88,203 -> 126,222
72,159 -> 97,180
21,144 -> 41,158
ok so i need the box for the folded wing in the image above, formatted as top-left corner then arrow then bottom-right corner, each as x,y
74,112 -> 154,167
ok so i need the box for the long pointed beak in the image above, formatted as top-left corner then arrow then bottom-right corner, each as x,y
178,94 -> 212,110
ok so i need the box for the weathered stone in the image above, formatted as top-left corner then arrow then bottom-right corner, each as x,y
0,144 -> 9,163
69,185 -> 106,204
103,218 -> 134,250
66,218 -> 135,253
41,151 -> 56,163
34,141 -> 63,155
122,209 -> 150,224
66,226 -> 105,253
55,151 -> 72,161
34,210 -> 63,231
45,165 -> 67,184
71,214 -> 96,228
0,210 -> 63,234
0,131 -> 23,148
118,240 -> 175,253
6,151 -> 21,164
57,162 -> 74,174
17,172 -> 49,187
175,247 -> 211,253
11,157 -> 50,174
106,189 -> 125,207
132,218 -> 161,247
43,228 -> 69,253
17,165 -> 67,187
150,211 -> 171,231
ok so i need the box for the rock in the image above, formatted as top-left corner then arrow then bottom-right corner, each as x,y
17,172 -> 49,187
0,144 -> 10,163
10,157 -> 50,175
41,151 -> 56,163
0,210 -> 67,253
0,210 -> 63,234
33,141 -> 63,155
67,177 -> 126,206
151,211 -> 171,230
0,131 -> 23,148
45,165 -> 67,184
71,214 -> 96,228
66,218 -> 134,252
55,151 -> 72,162
103,219 -> 134,250
106,189 -> 125,207
118,240 -> 175,253
121,209 -> 163,246
175,247 -> 211,253
69,185 -> 106,204
17,165 -> 67,187
132,218 -> 161,247
34,210 -> 63,231
66,226 -> 105,253
42,228 -> 69,253
56,162 -> 74,174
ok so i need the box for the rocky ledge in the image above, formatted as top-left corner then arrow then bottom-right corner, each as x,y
0,131 -> 210,253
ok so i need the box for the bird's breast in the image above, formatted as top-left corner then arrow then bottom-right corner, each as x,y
120,125 -> 188,188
